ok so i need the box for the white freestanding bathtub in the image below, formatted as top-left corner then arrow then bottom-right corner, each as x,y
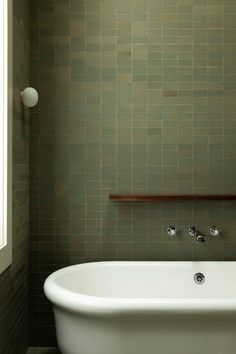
44,262 -> 236,354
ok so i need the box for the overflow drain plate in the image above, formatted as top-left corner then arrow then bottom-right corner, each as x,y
194,272 -> 205,285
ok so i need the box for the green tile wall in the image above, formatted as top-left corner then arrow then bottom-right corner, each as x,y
0,0 -> 30,353
30,0 -> 236,346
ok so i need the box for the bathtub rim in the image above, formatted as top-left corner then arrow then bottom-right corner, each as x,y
44,261 -> 236,315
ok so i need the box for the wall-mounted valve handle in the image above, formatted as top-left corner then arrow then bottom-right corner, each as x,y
188,226 -> 198,237
167,226 -> 178,236
210,226 -> 221,237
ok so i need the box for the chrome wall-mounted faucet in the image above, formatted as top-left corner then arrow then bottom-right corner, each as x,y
188,226 -> 207,244
166,225 -> 222,243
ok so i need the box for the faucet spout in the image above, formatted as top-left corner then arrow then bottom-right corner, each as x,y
188,226 -> 207,244
196,235 -> 207,244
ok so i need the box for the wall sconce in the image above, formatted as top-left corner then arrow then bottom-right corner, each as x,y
21,87 -> 39,108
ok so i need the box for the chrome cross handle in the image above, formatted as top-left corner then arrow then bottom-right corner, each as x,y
167,226 -> 178,237
188,226 -> 198,237
210,226 -> 221,237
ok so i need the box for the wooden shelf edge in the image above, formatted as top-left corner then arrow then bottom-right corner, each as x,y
109,194 -> 236,202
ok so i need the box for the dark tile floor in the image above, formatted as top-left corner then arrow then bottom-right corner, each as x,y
27,348 -> 60,354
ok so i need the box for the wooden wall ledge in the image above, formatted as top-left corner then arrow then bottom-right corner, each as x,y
109,194 -> 236,202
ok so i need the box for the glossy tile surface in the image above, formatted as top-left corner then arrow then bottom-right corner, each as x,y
29,0 -> 236,346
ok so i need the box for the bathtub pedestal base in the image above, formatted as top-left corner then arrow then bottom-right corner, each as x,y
55,309 -> 236,354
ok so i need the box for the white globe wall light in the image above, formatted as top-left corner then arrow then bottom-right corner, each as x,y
21,87 -> 39,107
